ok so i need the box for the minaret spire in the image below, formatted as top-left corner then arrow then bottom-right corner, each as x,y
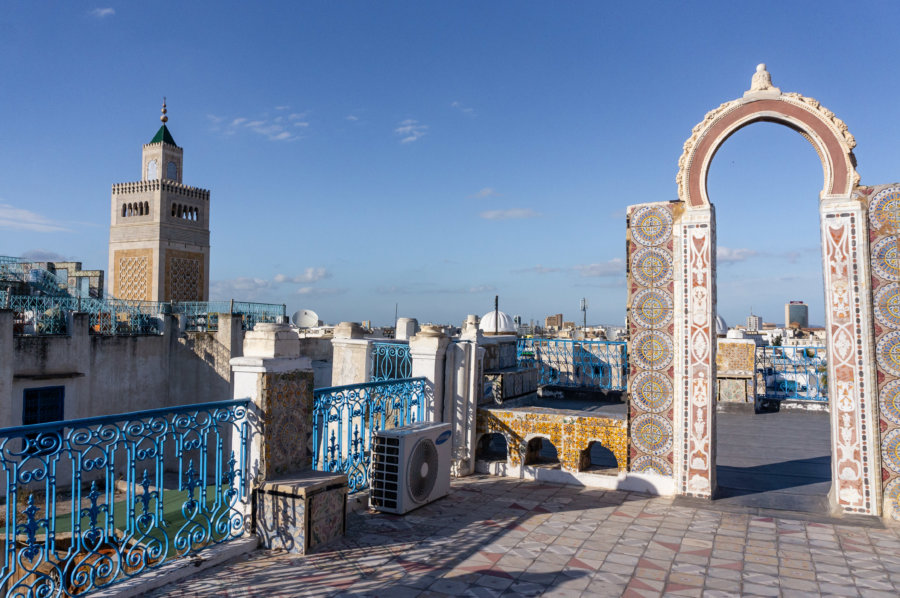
160,98 -> 168,123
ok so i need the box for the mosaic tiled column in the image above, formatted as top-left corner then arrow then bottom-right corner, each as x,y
674,206 -> 717,498
626,202 -> 677,479
859,185 -> 900,517
820,195 -> 880,516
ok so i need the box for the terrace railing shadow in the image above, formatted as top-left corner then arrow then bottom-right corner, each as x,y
160,476 -> 660,596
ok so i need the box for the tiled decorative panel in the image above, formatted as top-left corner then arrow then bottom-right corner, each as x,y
863,184 -> 900,518
309,489 -> 347,550
476,408 -> 628,472
821,196 -> 878,515
626,203 -> 676,478
256,491 -> 306,553
262,370 -> 314,478
677,210 -> 716,497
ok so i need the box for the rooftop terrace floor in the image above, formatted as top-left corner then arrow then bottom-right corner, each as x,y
148,472 -> 900,597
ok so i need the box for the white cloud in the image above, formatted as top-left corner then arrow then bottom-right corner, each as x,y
0,203 -> 71,232
513,264 -> 561,274
479,208 -> 540,220
717,246 -> 758,264
375,283 -> 496,295
345,115 -> 359,121
209,277 -> 273,300
469,187 -> 500,199
297,287 -> 344,296
274,268 -> 330,284
573,258 -> 625,278
395,119 -> 427,143
90,8 -> 114,18
451,101 -> 475,116
208,109 -> 306,142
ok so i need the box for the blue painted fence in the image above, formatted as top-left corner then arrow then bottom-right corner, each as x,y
370,342 -> 412,381
517,338 -> 628,391
0,400 -> 250,596
0,294 -> 284,337
172,301 -> 285,333
312,378 -> 425,493
756,345 -> 827,401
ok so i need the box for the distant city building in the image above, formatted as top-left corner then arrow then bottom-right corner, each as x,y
109,101 -> 210,302
746,313 -> 762,331
545,313 -> 563,328
562,321 -> 575,330
785,301 -> 809,329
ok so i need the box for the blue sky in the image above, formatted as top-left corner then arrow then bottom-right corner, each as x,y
2,2 -> 899,327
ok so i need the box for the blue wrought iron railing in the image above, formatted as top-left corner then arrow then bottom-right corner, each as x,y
2,295 -> 284,337
4,295 -> 165,336
370,342 -> 412,381
0,399 -> 250,596
517,338 -> 628,391
312,378 -> 426,493
172,301 -> 285,333
756,345 -> 827,401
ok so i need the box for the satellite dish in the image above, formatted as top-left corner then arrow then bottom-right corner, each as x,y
291,308 -> 320,328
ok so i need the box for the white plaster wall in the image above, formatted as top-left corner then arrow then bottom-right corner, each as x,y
3,313 -> 244,428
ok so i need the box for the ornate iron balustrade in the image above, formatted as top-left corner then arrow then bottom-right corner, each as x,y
0,399 -> 250,597
4,296 -> 165,337
756,345 -> 827,401
3,295 -> 285,337
370,342 -> 412,381
312,378 -> 425,493
171,302 -> 285,332
517,338 -> 628,391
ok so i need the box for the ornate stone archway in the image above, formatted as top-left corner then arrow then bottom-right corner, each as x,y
626,65 -> 887,517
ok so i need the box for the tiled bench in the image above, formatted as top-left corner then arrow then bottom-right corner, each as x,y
476,406 -> 628,473
255,471 -> 348,554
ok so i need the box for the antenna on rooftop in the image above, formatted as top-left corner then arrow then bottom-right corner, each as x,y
580,297 -> 588,329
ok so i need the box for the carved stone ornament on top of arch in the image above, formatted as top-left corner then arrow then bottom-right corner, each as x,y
675,64 -> 860,209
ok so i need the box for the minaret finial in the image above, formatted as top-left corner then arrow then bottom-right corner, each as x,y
160,98 -> 168,124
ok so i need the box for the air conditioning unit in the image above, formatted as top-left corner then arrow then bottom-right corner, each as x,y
370,421 -> 452,514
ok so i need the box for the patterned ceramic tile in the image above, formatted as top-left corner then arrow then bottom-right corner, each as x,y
476,408 -> 627,472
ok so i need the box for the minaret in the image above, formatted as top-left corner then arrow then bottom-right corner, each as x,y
108,100 -> 210,302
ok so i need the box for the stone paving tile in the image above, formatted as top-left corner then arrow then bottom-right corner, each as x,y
144,475 -> 900,598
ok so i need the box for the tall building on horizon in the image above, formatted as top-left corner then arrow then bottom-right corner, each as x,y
545,313 -> 563,328
785,301 -> 809,329
108,101 -> 210,302
746,312 -> 762,331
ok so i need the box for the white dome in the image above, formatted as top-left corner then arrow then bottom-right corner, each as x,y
716,314 -> 728,336
479,310 -> 516,334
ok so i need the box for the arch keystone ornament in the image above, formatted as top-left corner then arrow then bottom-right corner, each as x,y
627,64 -> 889,517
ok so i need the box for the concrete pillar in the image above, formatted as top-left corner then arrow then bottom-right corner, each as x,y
395,317 -> 419,341
330,322 -> 370,386
0,310 -> 12,428
230,323 -> 313,521
409,325 -> 450,421
444,327 -> 485,476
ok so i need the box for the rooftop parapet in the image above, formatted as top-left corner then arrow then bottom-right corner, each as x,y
112,179 -> 210,201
